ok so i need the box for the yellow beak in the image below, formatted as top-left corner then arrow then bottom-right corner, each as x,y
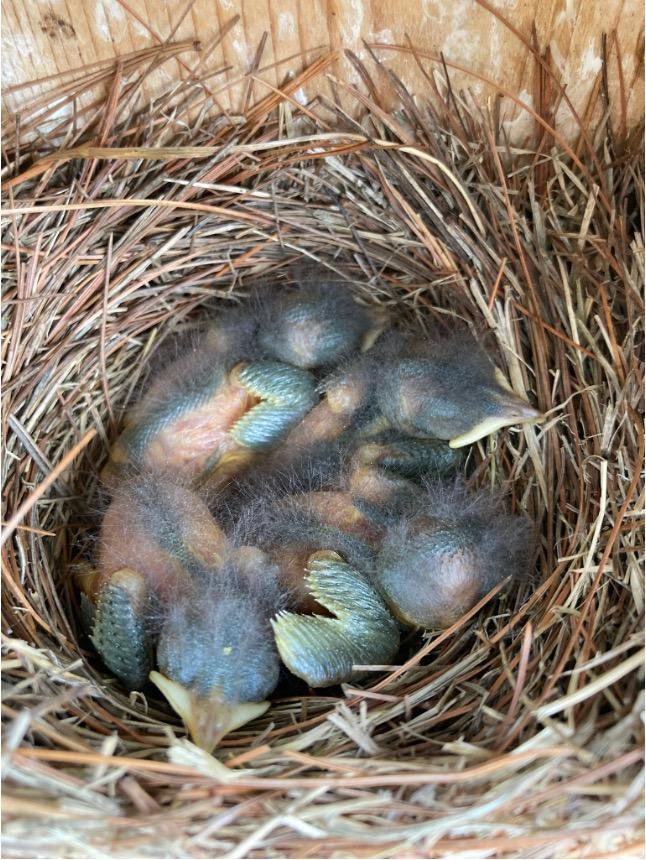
449,399 -> 543,448
149,671 -> 270,752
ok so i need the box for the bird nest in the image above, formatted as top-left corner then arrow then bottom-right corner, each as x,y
2,33 -> 644,860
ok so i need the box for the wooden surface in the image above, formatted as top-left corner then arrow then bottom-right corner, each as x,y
2,0 -> 644,142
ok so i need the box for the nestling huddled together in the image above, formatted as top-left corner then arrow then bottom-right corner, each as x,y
77,262 -> 542,751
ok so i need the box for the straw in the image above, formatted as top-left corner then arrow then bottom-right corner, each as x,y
2,22 -> 643,860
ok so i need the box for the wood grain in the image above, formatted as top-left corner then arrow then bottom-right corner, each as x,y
1,0 -> 643,142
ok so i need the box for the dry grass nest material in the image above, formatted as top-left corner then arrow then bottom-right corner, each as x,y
1,34 -> 644,860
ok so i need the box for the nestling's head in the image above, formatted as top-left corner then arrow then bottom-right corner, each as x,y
151,548 -> 283,751
254,262 -> 387,369
374,480 -> 535,628
374,330 -> 542,447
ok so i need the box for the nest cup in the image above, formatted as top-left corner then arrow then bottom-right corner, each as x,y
2,41 -> 644,859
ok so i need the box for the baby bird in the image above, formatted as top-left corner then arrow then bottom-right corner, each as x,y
79,473 -> 226,691
228,450 -> 420,688
271,550 -> 400,689
225,424 -> 464,601
78,473 -> 284,751
105,263 -> 385,484
257,468 -> 533,678
150,548 -> 283,752
269,328 -> 542,471
373,480 -> 535,628
254,260 -> 387,369
373,330 -> 543,448
104,310 -> 318,484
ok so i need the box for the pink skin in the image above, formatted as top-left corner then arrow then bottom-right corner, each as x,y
92,482 -> 226,604
134,381 -> 257,481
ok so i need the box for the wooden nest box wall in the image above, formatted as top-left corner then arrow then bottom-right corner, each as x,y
2,0 -> 644,142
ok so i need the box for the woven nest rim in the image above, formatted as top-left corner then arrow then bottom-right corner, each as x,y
2,33 -> 644,860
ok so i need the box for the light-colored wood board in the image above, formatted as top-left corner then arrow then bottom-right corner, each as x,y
1,0 -> 643,141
